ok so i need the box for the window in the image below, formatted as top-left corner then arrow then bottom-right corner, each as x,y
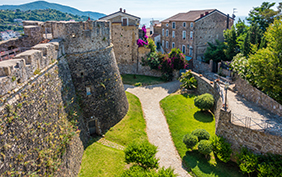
162,40 -> 164,47
86,86 -> 91,96
190,22 -> 194,28
172,22 -> 176,29
166,23 -> 169,27
172,31 -> 175,38
182,31 -> 186,39
166,29 -> 169,37
162,28 -> 164,36
190,31 -> 193,40
183,22 -> 186,27
172,42 -> 175,48
121,17 -> 128,26
166,41 -> 168,49
182,45 -> 186,54
189,46 -> 193,56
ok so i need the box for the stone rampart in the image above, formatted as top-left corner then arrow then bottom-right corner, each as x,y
235,75 -> 282,117
216,109 -> 282,154
0,20 -> 128,176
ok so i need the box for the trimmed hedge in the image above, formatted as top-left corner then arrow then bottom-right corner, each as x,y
191,129 -> 210,141
183,133 -> 198,150
194,93 -> 214,111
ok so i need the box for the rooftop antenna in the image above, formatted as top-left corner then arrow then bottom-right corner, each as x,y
232,8 -> 237,19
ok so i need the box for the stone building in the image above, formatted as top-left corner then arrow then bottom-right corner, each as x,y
160,9 -> 234,69
99,8 -> 140,67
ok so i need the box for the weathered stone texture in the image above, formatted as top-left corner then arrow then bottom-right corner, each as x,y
0,58 -> 87,176
216,109 -> 282,154
235,75 -> 282,117
66,44 -> 129,133
193,60 -> 211,73
111,24 -> 138,64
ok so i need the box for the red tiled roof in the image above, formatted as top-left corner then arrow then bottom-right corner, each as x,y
161,9 -> 216,23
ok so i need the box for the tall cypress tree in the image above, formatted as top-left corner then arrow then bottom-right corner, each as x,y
242,31 -> 251,57
224,26 -> 238,61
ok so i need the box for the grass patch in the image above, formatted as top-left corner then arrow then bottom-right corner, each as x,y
160,93 -> 245,177
79,143 -> 125,177
121,74 -> 164,86
79,92 -> 147,176
104,92 -> 147,146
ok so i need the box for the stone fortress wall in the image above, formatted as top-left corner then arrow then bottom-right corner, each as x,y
191,71 -> 282,155
0,20 -> 128,176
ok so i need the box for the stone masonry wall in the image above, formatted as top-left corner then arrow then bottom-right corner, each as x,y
0,56 -> 88,176
111,24 -> 138,65
66,44 -> 129,133
235,75 -> 282,117
216,109 -> 282,154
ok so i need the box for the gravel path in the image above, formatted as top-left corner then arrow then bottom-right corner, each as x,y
124,81 -> 191,177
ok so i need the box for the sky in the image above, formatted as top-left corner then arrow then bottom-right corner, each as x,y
1,0 -> 281,20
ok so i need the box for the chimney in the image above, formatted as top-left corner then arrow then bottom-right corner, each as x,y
120,8 -> 122,12
124,9 -> 126,13
200,14 -> 204,18
226,14 -> 230,29
205,12 -> 209,15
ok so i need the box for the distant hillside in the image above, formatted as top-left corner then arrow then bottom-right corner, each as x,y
0,9 -> 89,32
0,1 -> 106,20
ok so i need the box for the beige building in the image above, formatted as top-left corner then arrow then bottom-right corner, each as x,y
161,9 -> 234,69
99,8 -> 140,65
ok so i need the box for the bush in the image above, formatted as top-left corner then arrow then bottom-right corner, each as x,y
183,133 -> 198,150
120,166 -> 177,177
237,147 -> 258,176
211,135 -> 232,163
194,93 -> 214,111
179,70 -> 197,89
198,140 -> 213,158
134,82 -> 142,87
191,129 -> 210,141
124,141 -> 159,169
257,154 -> 282,177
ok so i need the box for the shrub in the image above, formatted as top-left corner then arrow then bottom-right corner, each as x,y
237,147 -> 258,176
142,52 -> 161,70
211,135 -> 232,163
198,140 -> 213,158
183,133 -> 198,150
194,93 -> 214,111
120,166 -> 177,177
134,82 -> 142,87
257,154 -> 282,177
124,141 -> 159,169
179,70 -> 197,89
157,166 -> 178,177
191,129 -> 210,141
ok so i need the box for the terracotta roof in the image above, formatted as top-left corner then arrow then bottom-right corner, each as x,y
161,9 -> 216,23
99,11 -> 140,20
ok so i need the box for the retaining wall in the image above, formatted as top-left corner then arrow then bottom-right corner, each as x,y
235,75 -> 282,117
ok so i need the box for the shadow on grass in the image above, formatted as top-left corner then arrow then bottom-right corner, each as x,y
194,111 -> 214,123
181,93 -> 196,98
85,135 -> 103,149
183,150 -> 246,177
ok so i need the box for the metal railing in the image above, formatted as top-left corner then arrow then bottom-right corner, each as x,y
231,113 -> 282,135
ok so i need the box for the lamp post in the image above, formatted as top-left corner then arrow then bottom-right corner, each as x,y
224,82 -> 229,111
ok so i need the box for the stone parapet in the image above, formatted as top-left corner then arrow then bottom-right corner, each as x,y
235,75 -> 282,117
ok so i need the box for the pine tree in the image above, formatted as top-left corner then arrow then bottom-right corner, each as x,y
242,32 -> 251,57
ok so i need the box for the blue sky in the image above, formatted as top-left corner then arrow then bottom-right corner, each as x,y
1,0 -> 281,19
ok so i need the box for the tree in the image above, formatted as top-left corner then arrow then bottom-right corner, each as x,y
224,26 -> 238,60
242,31 -> 251,57
248,19 -> 282,103
247,2 -> 279,32
204,40 -> 227,62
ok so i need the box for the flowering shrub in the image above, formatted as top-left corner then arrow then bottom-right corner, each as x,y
137,25 -> 148,47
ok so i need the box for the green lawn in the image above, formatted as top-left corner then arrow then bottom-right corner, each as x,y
121,74 -> 165,86
160,93 -> 246,177
104,92 -> 148,146
79,92 -> 147,177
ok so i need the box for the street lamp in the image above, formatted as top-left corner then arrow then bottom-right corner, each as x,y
224,82 -> 229,111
